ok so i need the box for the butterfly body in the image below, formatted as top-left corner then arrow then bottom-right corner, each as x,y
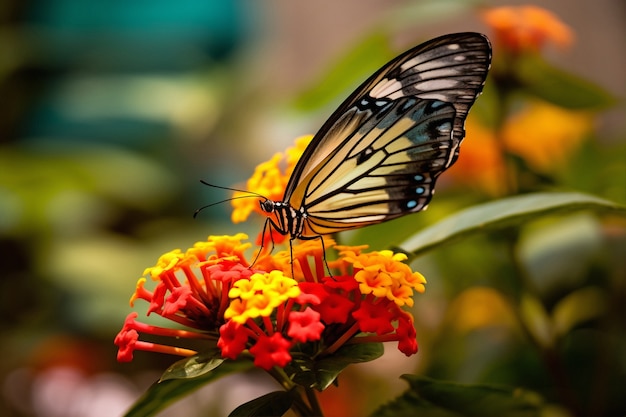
260,32 -> 492,242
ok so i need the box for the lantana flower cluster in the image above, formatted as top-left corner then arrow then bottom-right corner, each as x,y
116,133 -> 426,371
115,234 -> 426,371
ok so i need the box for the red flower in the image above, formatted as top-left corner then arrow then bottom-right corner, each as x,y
217,321 -> 249,360
352,300 -> 395,336
287,307 -> 325,343
396,313 -> 418,356
316,293 -> 356,325
250,333 -> 293,371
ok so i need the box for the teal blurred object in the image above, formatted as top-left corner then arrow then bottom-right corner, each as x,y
0,3 -> 254,415
4,0 -> 251,145
25,0 -> 247,67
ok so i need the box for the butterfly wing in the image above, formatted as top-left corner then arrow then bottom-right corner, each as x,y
284,32 -> 491,237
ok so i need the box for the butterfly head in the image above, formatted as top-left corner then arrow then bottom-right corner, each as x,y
259,199 -> 276,215
258,199 -> 306,240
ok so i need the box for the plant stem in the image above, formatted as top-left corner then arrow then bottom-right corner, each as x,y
304,387 -> 324,416
267,368 -> 324,416
505,233 -> 583,416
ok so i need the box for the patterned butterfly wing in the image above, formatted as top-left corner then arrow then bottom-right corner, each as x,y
283,32 -> 492,238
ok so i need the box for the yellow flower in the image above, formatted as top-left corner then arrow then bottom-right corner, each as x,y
226,271 -> 300,323
265,271 -> 301,299
340,248 -> 426,307
231,135 -> 313,224
143,249 -> 189,279
230,153 -> 284,224
188,232 -> 251,262
502,100 -> 592,170
449,102 -> 592,194
129,278 -> 148,306
482,5 -> 573,53
228,273 -> 265,300
446,287 -> 517,333
224,298 -> 248,323
244,294 -> 280,320
285,135 -> 313,169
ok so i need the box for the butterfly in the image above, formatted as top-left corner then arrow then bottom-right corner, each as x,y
256,32 -> 492,248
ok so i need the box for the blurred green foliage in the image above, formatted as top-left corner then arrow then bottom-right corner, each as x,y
1,1 -> 256,416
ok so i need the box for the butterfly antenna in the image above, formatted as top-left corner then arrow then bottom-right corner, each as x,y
198,180 -> 267,198
193,180 -> 267,218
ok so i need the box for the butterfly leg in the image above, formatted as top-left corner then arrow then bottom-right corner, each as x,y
250,218 -> 277,268
296,234 -> 333,278
316,235 -> 333,278
288,238 -> 296,279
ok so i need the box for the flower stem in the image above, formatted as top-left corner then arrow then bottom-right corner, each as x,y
505,231 -> 582,416
266,368 -> 324,416
304,387 -> 324,416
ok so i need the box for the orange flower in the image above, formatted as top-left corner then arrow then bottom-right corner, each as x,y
446,287 -> 517,333
482,5 -> 573,53
448,101 -> 592,194
502,100 -> 592,170
446,116 -> 508,196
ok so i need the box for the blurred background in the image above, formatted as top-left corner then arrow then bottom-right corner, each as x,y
1,0 -> 624,416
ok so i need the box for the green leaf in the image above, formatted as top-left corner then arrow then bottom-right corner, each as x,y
123,360 -> 253,417
399,192 -> 626,257
552,286 -> 607,338
292,32 -> 393,112
516,56 -> 616,110
229,391 -> 294,417
517,214 -> 604,294
160,350 -> 225,382
287,343 -> 384,391
371,375 -> 542,417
